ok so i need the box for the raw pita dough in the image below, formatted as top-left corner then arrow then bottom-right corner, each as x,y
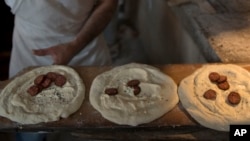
89,63 -> 179,126
178,64 -> 250,131
0,65 -> 85,124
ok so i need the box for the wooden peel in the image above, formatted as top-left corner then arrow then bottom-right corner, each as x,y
0,64 -> 238,141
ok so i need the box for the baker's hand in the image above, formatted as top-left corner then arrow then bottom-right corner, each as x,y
33,42 -> 76,65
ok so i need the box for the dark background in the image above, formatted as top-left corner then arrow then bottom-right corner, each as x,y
0,1 -> 14,80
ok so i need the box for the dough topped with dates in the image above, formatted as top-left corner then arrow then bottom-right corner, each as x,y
89,63 -> 179,126
178,64 -> 250,131
0,65 -> 85,124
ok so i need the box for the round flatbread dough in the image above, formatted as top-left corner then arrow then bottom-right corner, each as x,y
178,64 -> 250,131
0,65 -> 85,124
89,63 -> 179,126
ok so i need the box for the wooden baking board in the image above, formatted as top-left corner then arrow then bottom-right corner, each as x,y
1,64 -> 242,139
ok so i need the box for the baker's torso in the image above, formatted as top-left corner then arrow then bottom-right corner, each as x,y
6,0 -> 111,77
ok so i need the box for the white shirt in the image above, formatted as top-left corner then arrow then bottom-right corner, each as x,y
5,0 -> 111,78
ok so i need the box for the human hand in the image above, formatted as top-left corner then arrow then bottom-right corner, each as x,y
33,42 -> 76,65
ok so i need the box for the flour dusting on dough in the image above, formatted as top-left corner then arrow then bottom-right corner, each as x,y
0,65 -> 85,124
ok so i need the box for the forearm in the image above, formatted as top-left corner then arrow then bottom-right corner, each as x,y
71,0 -> 118,55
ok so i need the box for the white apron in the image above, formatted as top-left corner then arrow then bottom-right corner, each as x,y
5,0 -> 112,78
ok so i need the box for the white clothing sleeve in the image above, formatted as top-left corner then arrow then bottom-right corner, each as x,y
4,0 -> 23,14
